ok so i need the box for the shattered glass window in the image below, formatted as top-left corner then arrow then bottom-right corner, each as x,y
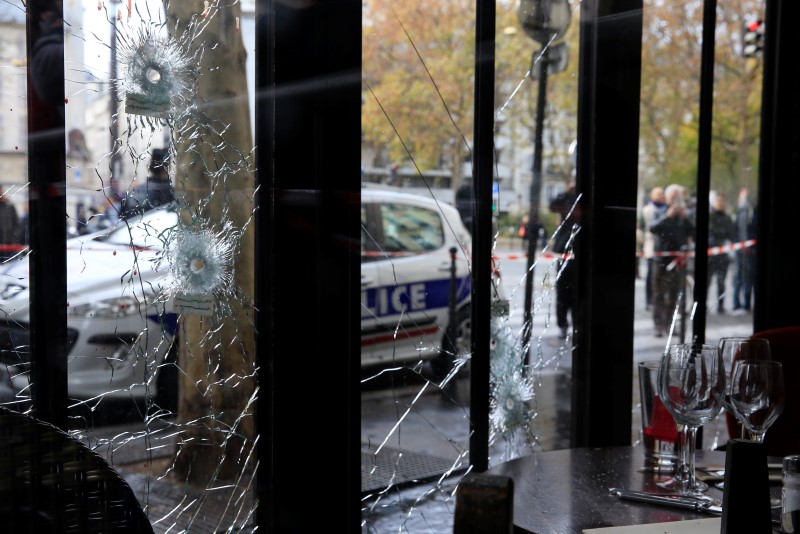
0,0 -> 767,530
1,0 -> 257,530
360,0 -> 762,531
361,0 -> 577,530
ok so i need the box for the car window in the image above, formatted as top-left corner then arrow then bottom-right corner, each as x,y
361,204 -> 373,253
378,202 -> 444,254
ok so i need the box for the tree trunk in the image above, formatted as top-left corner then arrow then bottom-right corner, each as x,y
165,1 -> 256,484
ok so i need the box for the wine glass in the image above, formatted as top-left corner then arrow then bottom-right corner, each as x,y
718,337 -> 772,438
719,337 -> 771,378
729,360 -> 785,443
657,343 -> 726,496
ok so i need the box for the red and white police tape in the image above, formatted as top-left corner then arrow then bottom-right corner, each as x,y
492,239 -> 757,263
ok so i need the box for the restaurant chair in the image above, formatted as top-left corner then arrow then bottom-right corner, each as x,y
453,472 -> 514,534
726,325 -> 800,459
0,406 -> 153,533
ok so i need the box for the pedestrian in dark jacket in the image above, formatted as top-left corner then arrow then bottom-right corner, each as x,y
120,148 -> 175,217
732,187 -> 756,313
30,2 -> 64,122
707,193 -> 736,313
649,184 -> 694,337
548,180 -> 579,339
455,179 -> 473,233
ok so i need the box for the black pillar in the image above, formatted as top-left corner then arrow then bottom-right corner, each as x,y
572,0 -> 642,447
754,0 -> 800,331
256,0 -> 362,530
26,0 -> 69,429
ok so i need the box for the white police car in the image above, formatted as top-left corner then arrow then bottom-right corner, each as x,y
0,207 -> 179,408
0,187 -> 499,402
361,184 -> 504,372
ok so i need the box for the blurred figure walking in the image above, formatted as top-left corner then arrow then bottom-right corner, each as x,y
732,187 -> 756,314
121,149 -> 175,218
549,180 -> 580,339
640,186 -> 666,310
518,214 -> 529,248
707,192 -> 736,314
649,184 -> 693,338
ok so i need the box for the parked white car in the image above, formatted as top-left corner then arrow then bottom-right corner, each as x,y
0,207 -> 179,408
361,184 -> 505,373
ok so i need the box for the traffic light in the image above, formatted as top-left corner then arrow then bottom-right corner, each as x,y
743,19 -> 764,58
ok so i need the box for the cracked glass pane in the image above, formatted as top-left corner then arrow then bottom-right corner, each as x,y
1,0 -> 256,530
0,0 -> 767,530
360,0 -> 763,531
361,0 -> 577,530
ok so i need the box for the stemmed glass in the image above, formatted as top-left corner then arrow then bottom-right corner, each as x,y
729,360 -> 785,443
657,343 -> 726,496
719,337 -> 771,378
718,337 -> 772,438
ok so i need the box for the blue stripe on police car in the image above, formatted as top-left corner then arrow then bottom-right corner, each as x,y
361,277 -> 471,319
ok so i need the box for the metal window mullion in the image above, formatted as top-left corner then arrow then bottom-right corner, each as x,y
691,0 -> 717,346
573,0 -> 642,447
26,0 -> 69,430
469,0 -> 496,473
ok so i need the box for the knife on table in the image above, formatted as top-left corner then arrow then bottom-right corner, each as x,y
609,488 -> 722,515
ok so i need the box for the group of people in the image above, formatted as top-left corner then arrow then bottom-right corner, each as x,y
526,179 -> 756,342
640,184 -> 756,337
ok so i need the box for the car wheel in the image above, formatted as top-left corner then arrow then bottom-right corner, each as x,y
431,306 -> 471,383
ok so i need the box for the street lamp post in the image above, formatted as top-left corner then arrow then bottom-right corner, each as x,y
518,0 -> 571,357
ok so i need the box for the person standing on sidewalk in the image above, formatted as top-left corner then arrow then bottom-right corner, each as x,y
518,215 -> 529,249
518,213 -> 544,251
640,186 -> 666,310
121,148 -> 175,217
649,184 -> 694,338
455,177 -> 474,234
732,187 -> 756,314
707,192 -> 736,314
548,180 -> 580,339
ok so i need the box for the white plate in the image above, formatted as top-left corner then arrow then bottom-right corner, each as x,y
583,518 -> 721,534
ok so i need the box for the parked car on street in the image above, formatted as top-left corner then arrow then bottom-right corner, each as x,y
1,186 -> 501,402
0,206 -> 179,409
361,183 -> 505,373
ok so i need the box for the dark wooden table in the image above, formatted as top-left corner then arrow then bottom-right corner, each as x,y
487,445 -> 781,534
